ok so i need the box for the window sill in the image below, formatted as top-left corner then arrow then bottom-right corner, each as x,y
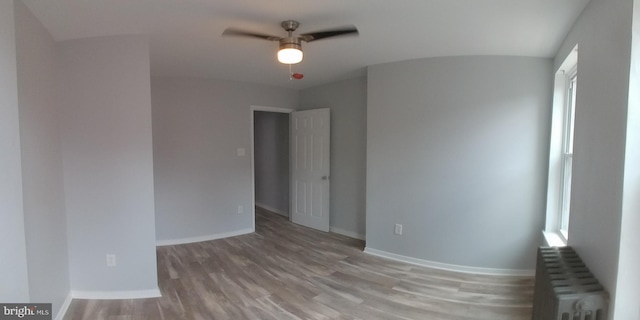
543,231 -> 567,247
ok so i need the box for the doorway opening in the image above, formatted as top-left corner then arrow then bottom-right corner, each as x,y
250,106 -> 293,231
250,106 -> 331,233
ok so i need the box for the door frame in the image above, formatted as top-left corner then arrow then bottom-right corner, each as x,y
250,105 -> 294,231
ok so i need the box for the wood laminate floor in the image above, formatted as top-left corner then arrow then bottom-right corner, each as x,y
63,207 -> 534,320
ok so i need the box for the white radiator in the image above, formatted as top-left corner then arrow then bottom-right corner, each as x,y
532,247 -> 609,320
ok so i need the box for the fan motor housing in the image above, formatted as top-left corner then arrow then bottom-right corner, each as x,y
279,37 -> 302,50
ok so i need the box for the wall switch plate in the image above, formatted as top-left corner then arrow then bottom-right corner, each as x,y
106,254 -> 116,267
237,148 -> 245,157
237,205 -> 244,214
394,224 -> 403,235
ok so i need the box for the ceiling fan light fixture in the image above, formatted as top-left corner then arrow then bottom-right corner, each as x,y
278,38 -> 303,64
223,20 -> 358,66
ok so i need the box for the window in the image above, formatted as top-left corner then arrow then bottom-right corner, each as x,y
559,70 -> 577,238
545,45 -> 578,246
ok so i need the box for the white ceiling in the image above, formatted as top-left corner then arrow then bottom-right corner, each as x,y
22,0 -> 590,90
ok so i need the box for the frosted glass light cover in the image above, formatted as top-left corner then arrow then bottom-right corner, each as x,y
277,48 -> 303,64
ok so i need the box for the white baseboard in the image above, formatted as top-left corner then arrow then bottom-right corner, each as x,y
256,203 -> 288,217
330,226 -> 365,240
71,288 -> 162,300
156,228 -> 254,246
363,247 -> 535,277
54,292 -> 73,320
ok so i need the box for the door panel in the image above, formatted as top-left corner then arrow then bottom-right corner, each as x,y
291,108 -> 330,232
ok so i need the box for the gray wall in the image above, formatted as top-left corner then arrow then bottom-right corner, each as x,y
15,0 -> 70,315
58,35 -> 158,292
152,76 -> 298,242
554,0 -> 636,318
617,4 -> 640,315
366,56 -> 552,270
0,0 -> 30,302
299,77 -> 367,239
254,111 -> 290,216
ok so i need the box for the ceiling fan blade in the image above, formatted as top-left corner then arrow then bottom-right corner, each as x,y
299,26 -> 358,42
222,28 -> 282,41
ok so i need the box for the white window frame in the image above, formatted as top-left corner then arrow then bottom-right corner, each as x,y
559,69 -> 577,239
544,45 -> 578,247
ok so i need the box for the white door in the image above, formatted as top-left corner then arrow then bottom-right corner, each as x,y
290,108 -> 330,232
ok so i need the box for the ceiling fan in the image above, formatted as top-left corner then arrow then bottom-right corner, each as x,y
222,20 -> 358,65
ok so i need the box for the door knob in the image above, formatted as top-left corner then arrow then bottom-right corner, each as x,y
322,176 -> 329,180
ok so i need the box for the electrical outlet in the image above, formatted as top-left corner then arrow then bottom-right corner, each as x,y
106,254 -> 116,267
237,205 -> 244,214
394,224 -> 403,235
